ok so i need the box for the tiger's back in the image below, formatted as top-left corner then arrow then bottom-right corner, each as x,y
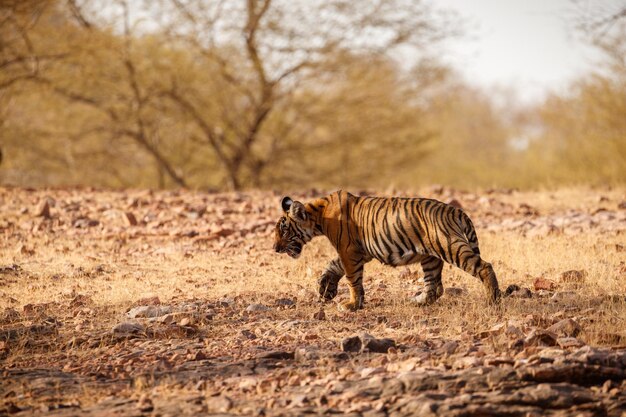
322,191 -> 478,267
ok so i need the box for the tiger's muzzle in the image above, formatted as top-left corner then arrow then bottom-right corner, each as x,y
274,242 -> 302,259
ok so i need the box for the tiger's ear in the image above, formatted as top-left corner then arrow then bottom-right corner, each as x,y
281,196 -> 293,212
289,201 -> 307,222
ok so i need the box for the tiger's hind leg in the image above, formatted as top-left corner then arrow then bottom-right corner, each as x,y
412,256 -> 444,306
452,242 -> 500,303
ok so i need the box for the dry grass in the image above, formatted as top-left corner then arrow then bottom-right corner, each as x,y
0,186 -> 625,415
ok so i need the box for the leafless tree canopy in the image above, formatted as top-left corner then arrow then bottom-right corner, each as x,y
0,0 -> 624,189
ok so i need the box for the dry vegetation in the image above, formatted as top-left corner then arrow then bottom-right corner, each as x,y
1,1 -> 625,190
1,186 -> 625,416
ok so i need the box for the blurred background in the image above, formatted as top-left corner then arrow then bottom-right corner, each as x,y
0,0 -> 624,191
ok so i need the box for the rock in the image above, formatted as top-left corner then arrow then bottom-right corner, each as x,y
509,288 -> 532,298
435,340 -> 459,356
503,284 -> 520,296
559,270 -> 587,283
453,356 -> 483,369
525,329 -> 558,347
505,325 -> 524,339
275,298 -> 295,307
341,333 -> 396,353
551,291 -> 577,301
69,294 -> 92,309
73,217 -> 99,228
557,337 -> 585,349
258,351 -> 294,360
112,321 -> 144,334
123,211 -> 138,226
206,395 -> 232,413
246,303 -> 270,312
444,287 -> 465,297
35,198 -> 52,219
547,318 -> 582,338
136,296 -> 160,306
136,395 -> 153,412
534,277 -> 557,291
127,305 -> 171,319
360,367 -> 385,378
313,310 -> 326,320
361,333 -> 396,353
218,297 -> 235,307
535,289 -> 553,298
240,329 -> 256,340
342,336 -> 362,353
213,227 -> 234,238
295,346 -> 320,361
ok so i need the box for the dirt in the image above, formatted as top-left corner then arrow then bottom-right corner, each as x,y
0,186 -> 625,416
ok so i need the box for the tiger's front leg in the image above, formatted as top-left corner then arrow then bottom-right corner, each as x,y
338,255 -> 366,312
318,258 -> 344,301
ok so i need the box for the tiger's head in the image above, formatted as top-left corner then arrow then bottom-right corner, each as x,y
273,196 -> 318,259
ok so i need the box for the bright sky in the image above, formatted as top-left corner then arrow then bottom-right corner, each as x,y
435,0 -> 604,103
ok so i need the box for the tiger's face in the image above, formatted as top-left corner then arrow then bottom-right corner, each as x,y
273,197 -> 315,259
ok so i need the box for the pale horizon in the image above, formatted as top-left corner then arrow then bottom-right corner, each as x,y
435,0 -> 609,104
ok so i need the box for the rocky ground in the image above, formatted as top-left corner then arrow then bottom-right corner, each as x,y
0,186 -> 625,416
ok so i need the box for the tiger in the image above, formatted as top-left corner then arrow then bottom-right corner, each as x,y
273,190 -> 501,311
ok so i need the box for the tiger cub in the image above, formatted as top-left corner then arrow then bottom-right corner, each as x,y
273,190 -> 500,311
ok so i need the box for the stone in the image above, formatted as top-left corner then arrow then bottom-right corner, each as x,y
246,303 -> 270,312
360,367 -> 385,378
453,356 -> 483,369
127,305 -> 171,319
435,340 -> 459,356
342,336 -> 362,353
341,333 -> 396,353
444,287 -> 465,297
73,217 -> 100,228
123,211 -> 138,226
258,351 -> 294,360
547,318 -> 581,338
525,330 -> 558,347
534,277 -> 557,291
112,321 -> 144,334
136,296 -> 160,305
361,333 -> 396,353
35,198 -> 52,219
295,346 -> 320,361
206,395 -> 232,413
218,297 -> 235,307
275,298 -> 295,307
313,310 -> 326,320
557,337 -> 585,349
509,288 -> 532,298
559,270 -> 587,283
551,291 -> 577,301
240,329 -> 257,340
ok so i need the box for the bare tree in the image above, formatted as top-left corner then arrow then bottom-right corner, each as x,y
147,0 -> 453,189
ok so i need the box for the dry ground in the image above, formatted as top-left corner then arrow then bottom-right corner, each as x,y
0,186 -> 625,416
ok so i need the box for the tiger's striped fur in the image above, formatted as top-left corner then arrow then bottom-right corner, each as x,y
273,190 -> 500,311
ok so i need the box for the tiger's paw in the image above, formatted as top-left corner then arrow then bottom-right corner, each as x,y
338,300 -> 362,312
318,276 -> 339,301
411,290 -> 438,306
